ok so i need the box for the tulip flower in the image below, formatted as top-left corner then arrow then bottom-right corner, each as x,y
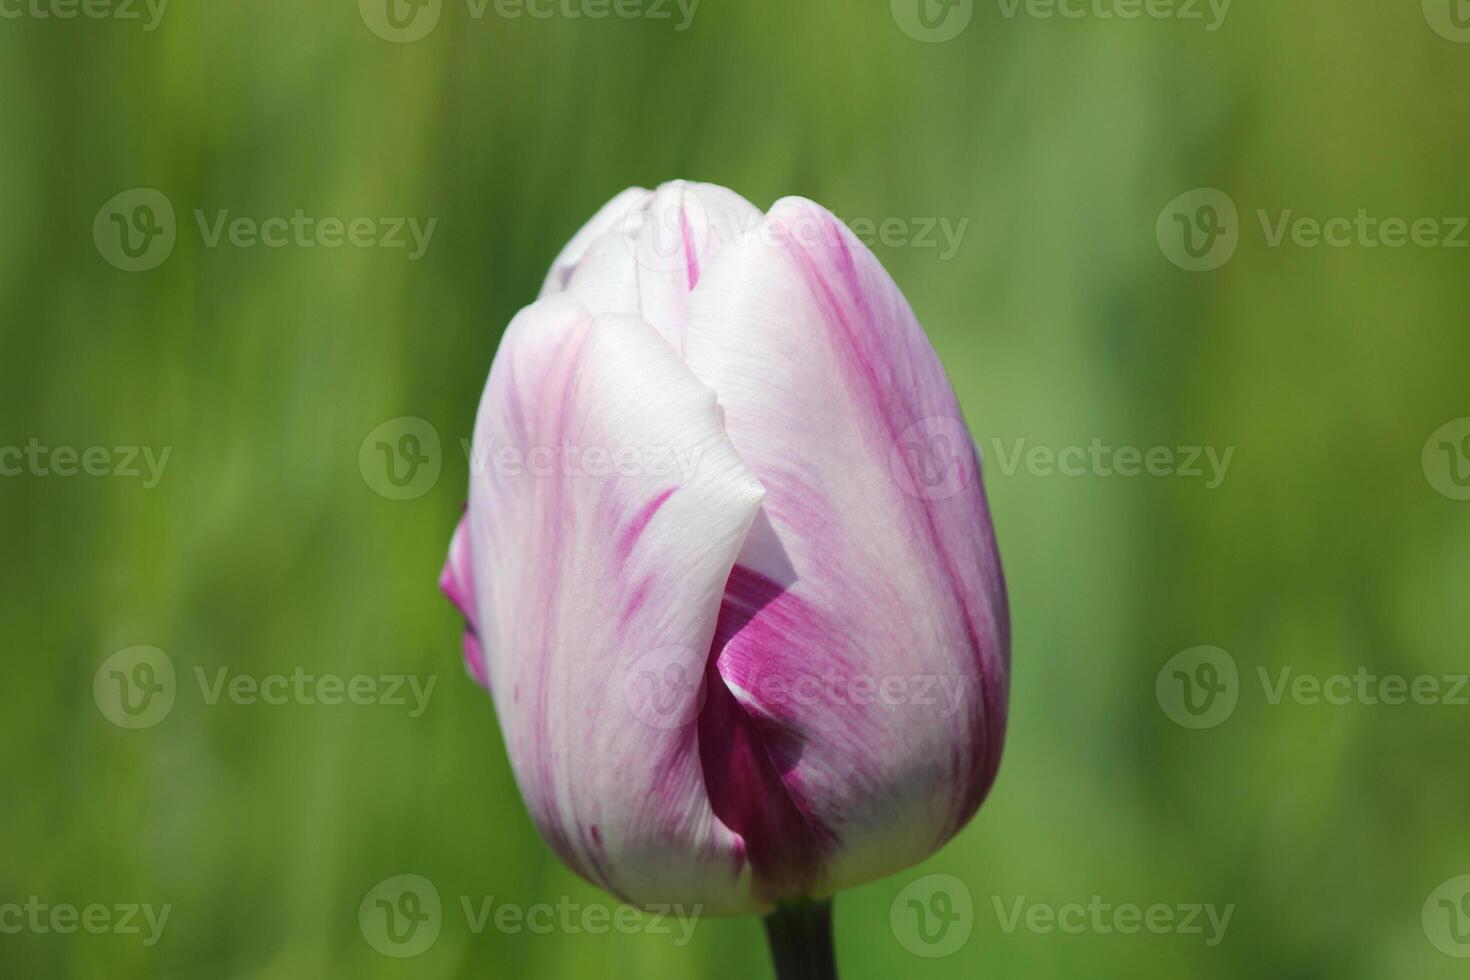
441,181 -> 1009,977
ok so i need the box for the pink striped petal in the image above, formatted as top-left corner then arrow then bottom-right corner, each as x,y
461,294 -> 768,912
682,198 -> 1010,898
439,515 -> 488,689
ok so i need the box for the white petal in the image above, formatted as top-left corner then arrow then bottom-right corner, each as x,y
462,295 -> 769,912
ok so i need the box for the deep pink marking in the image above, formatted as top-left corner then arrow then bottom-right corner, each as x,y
713,565 -> 853,722
462,629 -> 488,689
680,208 -> 700,290
442,513 -> 489,690
699,662 -> 832,901
577,821 -> 621,898
619,576 -> 654,630
616,487 -> 676,561
439,514 -> 478,627
697,564 -> 845,900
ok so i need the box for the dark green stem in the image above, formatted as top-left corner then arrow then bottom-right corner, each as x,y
762,899 -> 838,980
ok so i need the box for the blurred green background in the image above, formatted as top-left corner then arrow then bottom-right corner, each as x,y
4,0 -> 1469,977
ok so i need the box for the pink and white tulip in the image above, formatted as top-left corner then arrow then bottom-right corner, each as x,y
441,181 -> 1009,918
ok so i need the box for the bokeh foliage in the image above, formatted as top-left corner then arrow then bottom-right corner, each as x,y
2,1 -> 1469,977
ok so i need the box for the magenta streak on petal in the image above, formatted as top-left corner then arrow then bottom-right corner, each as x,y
462,629 -> 489,689
620,578 -> 649,617
616,487 -> 676,561
698,564 -> 842,901
680,208 -> 700,291
774,214 -> 1008,839
520,326 -> 647,905
619,577 -> 654,631
576,819 -> 627,904
517,322 -> 600,887
440,515 -> 477,625
441,515 -> 488,690
581,821 -> 629,899
439,561 -> 474,623
712,565 -> 856,734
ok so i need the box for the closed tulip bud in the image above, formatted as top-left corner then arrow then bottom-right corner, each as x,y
442,181 -> 1009,976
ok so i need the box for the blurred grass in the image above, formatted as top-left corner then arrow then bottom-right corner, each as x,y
2,0 -> 1469,977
